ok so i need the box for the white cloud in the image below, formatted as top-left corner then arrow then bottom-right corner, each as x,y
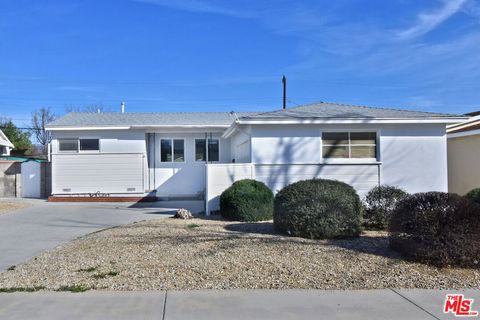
397,0 -> 468,40
133,0 -> 253,18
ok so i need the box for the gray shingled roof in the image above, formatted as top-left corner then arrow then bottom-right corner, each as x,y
47,112 -> 255,128
239,102 -> 461,120
47,102 -> 463,128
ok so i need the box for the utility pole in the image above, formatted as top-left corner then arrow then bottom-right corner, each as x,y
282,75 -> 287,111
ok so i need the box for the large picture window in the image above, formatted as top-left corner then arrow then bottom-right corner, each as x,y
195,139 -> 219,162
161,139 -> 184,162
322,132 -> 376,159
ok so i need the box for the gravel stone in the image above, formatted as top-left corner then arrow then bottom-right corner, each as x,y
0,217 -> 478,291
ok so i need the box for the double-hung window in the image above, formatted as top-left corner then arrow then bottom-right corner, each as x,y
160,139 -> 185,162
195,139 -> 219,162
322,132 -> 376,159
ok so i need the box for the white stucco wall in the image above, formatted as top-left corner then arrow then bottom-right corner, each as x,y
148,132 -> 231,198
230,128 -> 251,163
380,124 -> 448,193
51,130 -> 146,154
248,123 -> 448,194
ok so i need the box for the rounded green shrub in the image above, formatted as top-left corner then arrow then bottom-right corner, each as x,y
465,188 -> 480,205
219,179 -> 273,222
389,192 -> 480,267
363,185 -> 408,230
273,179 -> 363,239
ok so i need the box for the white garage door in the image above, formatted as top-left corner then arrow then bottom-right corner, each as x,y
52,153 -> 144,194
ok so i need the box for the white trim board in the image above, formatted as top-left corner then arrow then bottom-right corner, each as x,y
447,129 -> 480,139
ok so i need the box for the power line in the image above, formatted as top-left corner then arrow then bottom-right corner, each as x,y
0,126 -> 42,131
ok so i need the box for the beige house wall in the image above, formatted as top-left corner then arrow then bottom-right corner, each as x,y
448,134 -> 480,195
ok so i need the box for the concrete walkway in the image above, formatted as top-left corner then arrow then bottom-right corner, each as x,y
0,199 -> 184,270
0,289 -> 477,320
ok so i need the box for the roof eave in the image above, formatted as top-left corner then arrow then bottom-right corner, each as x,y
236,117 -> 467,125
45,126 -> 132,131
46,124 -> 232,131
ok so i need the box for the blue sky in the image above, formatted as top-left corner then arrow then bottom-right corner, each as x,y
1,0 -> 480,126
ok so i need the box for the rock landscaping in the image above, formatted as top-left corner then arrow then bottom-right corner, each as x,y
173,208 -> 193,219
0,216 -> 479,291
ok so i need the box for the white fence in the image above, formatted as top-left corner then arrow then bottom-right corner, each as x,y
205,163 -> 255,214
205,163 -> 381,215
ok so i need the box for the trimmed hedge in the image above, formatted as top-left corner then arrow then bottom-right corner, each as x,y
363,185 -> 408,230
465,188 -> 480,206
273,179 -> 363,239
219,179 -> 273,222
389,192 -> 480,267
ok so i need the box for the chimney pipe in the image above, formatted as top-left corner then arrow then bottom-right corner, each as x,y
121,101 -> 125,113
282,75 -> 286,111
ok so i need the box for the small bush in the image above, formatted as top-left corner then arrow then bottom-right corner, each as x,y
219,179 -> 273,222
389,192 -> 480,267
465,188 -> 480,205
274,179 -> 363,239
363,185 -> 408,230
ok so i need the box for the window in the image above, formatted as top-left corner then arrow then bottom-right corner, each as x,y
208,139 -> 219,162
195,139 -> 219,162
173,140 -> 184,162
58,139 -> 78,152
80,138 -> 99,151
195,139 -> 206,161
161,139 -> 184,162
322,132 -> 376,159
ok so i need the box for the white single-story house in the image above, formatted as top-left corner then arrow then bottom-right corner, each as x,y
447,112 -> 480,195
0,129 -> 13,156
45,102 -> 465,214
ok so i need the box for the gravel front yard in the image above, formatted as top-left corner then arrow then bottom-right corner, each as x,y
0,201 -> 30,214
0,217 -> 479,291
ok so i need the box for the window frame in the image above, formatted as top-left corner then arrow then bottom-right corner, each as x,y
321,130 -> 378,161
160,138 -> 185,163
194,138 -> 220,162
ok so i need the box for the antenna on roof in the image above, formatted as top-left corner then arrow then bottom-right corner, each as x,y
282,75 -> 287,111
121,101 -> 125,113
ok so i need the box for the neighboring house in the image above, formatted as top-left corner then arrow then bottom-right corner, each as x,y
447,112 -> 480,195
0,129 -> 13,156
45,102 -> 465,214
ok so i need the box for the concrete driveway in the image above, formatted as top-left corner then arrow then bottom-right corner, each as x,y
0,199 -> 182,270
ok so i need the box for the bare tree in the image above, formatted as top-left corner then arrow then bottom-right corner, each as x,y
31,107 -> 56,154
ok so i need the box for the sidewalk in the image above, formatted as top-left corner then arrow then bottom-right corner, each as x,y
0,289 -> 477,320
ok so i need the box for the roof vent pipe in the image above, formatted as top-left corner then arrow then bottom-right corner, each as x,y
121,101 -> 125,113
282,75 -> 286,111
